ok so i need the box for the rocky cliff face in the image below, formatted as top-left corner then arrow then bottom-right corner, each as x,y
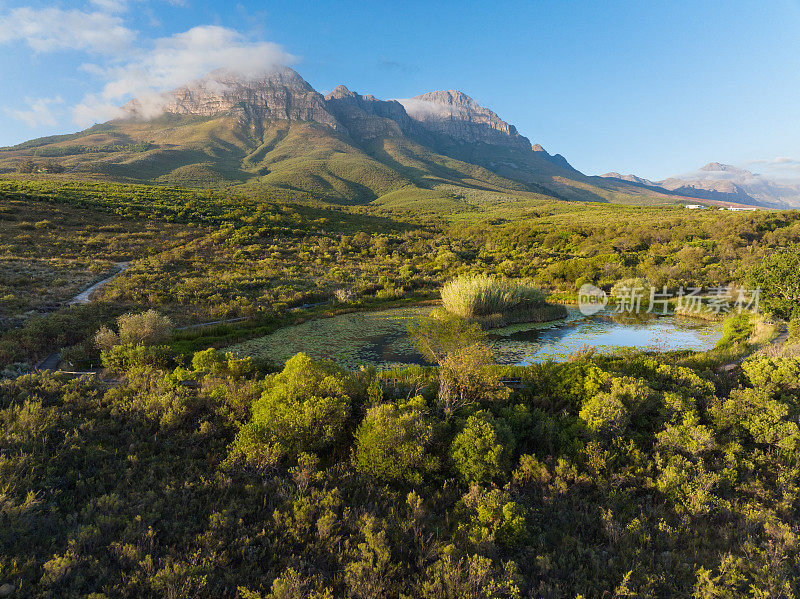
126,68 -> 547,154
396,90 -> 532,150
127,68 -> 342,130
324,85 -> 414,140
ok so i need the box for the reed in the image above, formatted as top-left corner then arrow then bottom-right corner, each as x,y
441,274 -> 545,318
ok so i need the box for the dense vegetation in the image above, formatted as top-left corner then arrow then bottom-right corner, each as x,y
3,178 -> 800,369
3,316 -> 800,597
3,177 -> 800,596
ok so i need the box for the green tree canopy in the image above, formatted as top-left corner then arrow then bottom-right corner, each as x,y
746,244 -> 800,319
353,396 -> 437,484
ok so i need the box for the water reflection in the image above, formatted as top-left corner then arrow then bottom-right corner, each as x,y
491,308 -> 722,365
230,305 -> 723,369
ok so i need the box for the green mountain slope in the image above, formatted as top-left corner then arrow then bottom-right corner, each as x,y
0,69 -> 684,211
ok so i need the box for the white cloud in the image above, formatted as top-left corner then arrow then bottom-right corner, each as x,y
6,96 -> 64,127
73,25 -> 296,125
0,6 -> 136,54
396,98 -> 458,120
743,157 -> 800,180
89,0 -> 130,13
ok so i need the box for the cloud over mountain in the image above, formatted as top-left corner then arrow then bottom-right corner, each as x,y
0,3 -> 296,128
73,25 -> 297,125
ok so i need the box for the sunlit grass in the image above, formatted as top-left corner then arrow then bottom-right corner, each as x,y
441,274 -> 546,318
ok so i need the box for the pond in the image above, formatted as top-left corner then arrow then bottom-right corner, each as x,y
229,305 -> 723,369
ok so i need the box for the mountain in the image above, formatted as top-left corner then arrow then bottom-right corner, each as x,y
602,163 -> 800,208
600,172 -> 656,187
0,67 -> 685,210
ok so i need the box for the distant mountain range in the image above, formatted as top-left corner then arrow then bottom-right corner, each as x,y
0,67 -> 688,211
602,162 -> 800,208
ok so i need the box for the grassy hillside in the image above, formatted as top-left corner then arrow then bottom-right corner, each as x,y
0,115 -> 685,211
2,178 -> 800,595
1,177 -> 798,370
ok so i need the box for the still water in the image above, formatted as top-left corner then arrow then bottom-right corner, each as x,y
230,306 -> 723,368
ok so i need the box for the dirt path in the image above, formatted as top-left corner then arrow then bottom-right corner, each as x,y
719,322 -> 789,372
35,262 -> 130,371
68,261 -> 129,305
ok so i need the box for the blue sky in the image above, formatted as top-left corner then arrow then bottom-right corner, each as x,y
1,0 -> 799,180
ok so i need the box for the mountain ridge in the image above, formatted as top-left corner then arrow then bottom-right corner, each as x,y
601,162 -> 800,208
0,67 -> 689,210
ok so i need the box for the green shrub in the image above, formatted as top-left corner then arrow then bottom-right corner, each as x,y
450,411 -> 512,485
230,353 -> 353,462
610,277 -> 651,298
100,343 -> 174,373
746,244 -> 800,319
353,396 -> 437,484
579,376 -> 653,436
459,487 -> 528,549
579,391 -> 628,436
716,313 -> 754,350
191,347 -> 253,379
789,318 -> 800,342
440,274 -> 544,318
117,309 -> 173,345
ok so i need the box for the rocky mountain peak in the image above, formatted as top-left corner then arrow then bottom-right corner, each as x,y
700,162 -> 732,171
412,90 -> 481,109
128,67 -> 342,130
395,89 -> 530,150
599,172 -> 656,186
123,67 -> 554,157
326,85 -> 357,100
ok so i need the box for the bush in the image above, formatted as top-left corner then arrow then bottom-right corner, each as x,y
579,392 -> 628,436
117,309 -> 173,345
579,376 -> 653,436
230,353 -> 353,462
94,325 -> 120,352
789,318 -> 800,342
409,312 -> 486,364
441,274 -> 544,318
100,343 -> 174,373
745,243 -> 800,319
459,487 -> 528,549
610,277 -> 651,298
353,396 -> 437,484
450,411 -> 512,485
191,347 -> 252,379
438,344 -> 509,418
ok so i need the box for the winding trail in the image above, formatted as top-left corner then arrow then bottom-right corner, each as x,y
719,322 -> 790,372
68,262 -> 129,305
35,262 -> 130,371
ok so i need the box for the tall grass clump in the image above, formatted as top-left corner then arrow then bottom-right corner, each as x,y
441,274 -> 545,318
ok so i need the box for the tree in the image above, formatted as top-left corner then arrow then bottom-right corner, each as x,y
231,353 -> 353,462
409,313 -> 506,418
746,244 -> 800,319
450,411 -> 512,485
409,312 -> 486,364
438,344 -> 509,419
354,396 -> 437,484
